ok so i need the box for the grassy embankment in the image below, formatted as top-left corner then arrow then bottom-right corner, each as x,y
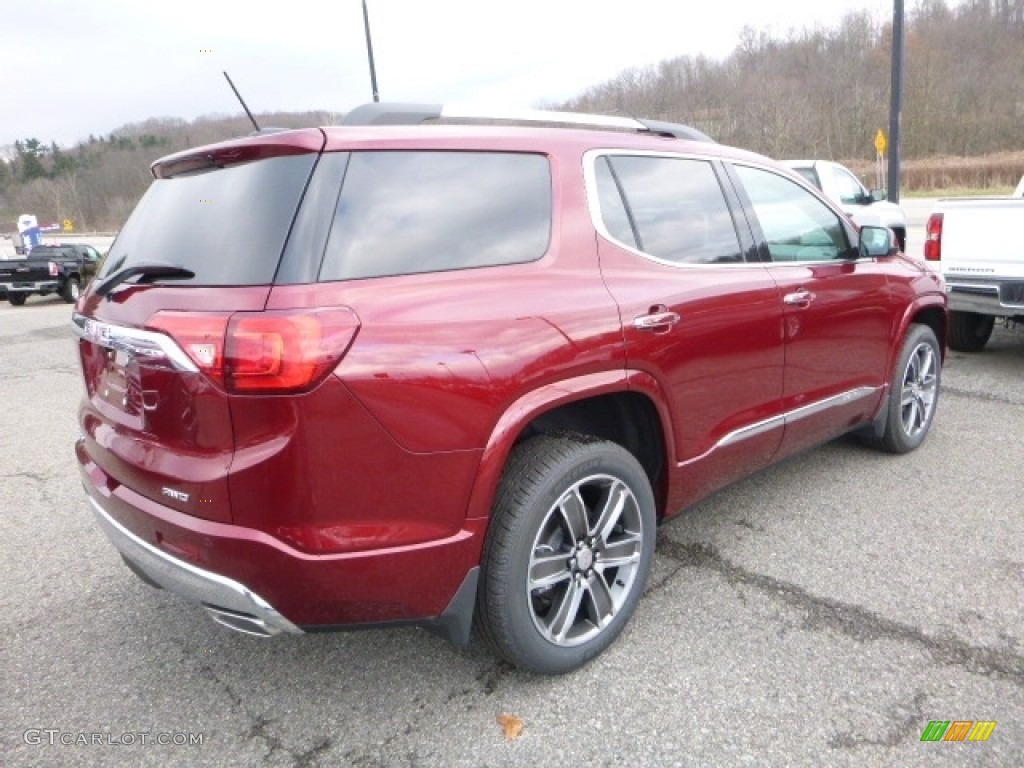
846,150 -> 1024,197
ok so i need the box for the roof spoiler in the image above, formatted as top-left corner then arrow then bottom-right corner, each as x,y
340,102 -> 715,142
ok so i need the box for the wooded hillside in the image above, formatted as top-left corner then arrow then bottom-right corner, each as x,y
1,0 -> 1021,232
559,0 -> 1022,161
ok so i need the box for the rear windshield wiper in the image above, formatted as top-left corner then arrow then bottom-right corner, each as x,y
95,263 -> 196,298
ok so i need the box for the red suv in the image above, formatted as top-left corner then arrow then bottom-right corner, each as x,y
73,104 -> 946,674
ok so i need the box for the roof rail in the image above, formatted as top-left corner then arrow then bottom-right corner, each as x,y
340,102 -> 714,142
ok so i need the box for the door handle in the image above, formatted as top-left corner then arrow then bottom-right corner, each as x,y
783,290 -> 816,307
633,310 -> 681,332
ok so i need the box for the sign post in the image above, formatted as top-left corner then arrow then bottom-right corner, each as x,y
874,129 -> 888,192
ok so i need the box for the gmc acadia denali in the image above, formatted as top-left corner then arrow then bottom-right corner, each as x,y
73,103 -> 947,674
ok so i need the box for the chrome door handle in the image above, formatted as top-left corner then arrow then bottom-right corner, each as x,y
633,311 -> 681,331
783,290 -> 816,307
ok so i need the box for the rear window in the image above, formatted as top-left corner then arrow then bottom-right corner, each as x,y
98,154 -> 317,285
318,151 -> 551,281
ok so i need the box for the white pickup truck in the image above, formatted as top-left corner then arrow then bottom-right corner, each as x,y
782,160 -> 908,251
925,177 -> 1024,351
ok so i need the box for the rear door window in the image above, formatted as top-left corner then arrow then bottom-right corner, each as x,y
98,154 -> 317,285
596,155 -> 743,265
318,151 -> 551,281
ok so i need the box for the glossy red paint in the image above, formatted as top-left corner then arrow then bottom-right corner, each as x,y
766,259 -> 895,458
73,118 -> 947,639
77,446 -> 486,625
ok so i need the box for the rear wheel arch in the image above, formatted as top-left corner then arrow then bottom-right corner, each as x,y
465,375 -> 671,525
522,393 -> 665,501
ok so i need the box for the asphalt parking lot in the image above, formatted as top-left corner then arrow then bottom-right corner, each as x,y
2,297 -> 1021,768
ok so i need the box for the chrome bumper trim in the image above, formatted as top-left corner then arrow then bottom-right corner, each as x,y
87,494 -> 302,637
947,281 -> 1024,315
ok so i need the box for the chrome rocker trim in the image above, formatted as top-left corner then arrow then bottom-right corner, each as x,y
718,386 -> 881,449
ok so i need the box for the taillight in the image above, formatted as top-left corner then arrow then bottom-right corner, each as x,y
147,312 -> 231,385
48,261 -> 59,276
147,308 -> 359,393
225,311 -> 359,392
924,213 -> 943,261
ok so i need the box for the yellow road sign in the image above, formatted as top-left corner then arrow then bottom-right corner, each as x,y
62,219 -> 74,232
874,129 -> 887,155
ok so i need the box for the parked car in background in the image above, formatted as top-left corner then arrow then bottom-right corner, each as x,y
0,243 -> 102,305
925,180 -> 1024,351
782,159 -> 908,251
72,104 -> 947,674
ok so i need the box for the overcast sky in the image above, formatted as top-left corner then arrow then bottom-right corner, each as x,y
3,0 -> 893,148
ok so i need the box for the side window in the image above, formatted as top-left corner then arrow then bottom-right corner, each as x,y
830,166 -> 867,205
599,155 -> 742,265
734,165 -> 851,263
320,151 -> 551,281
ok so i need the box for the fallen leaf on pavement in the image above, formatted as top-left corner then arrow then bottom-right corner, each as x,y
496,713 -> 523,741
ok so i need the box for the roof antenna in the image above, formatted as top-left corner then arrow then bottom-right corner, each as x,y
223,71 -> 261,132
362,0 -> 380,102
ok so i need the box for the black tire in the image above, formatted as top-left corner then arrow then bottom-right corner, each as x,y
62,276 -> 81,304
948,311 -> 994,352
475,435 -> 656,674
868,324 -> 941,454
7,293 -> 27,306
893,227 -> 907,253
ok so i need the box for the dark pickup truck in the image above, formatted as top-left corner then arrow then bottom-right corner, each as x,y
0,244 -> 102,305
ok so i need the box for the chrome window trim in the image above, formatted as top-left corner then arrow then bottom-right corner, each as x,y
582,148 -> 757,271
71,313 -> 198,373
717,386 -> 881,449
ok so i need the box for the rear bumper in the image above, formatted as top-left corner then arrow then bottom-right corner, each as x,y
0,280 -> 59,293
87,493 -> 303,637
79,448 -> 486,642
946,277 -> 1024,316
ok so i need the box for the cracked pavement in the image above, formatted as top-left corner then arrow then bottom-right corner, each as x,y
3,299 -> 1022,767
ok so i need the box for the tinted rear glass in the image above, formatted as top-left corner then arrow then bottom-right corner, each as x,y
319,151 -> 551,281
98,154 -> 317,285
604,155 -> 743,264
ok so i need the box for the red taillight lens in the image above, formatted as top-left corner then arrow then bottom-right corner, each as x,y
147,308 -> 359,394
147,312 -> 232,385
49,261 -> 59,277
924,213 -> 943,261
